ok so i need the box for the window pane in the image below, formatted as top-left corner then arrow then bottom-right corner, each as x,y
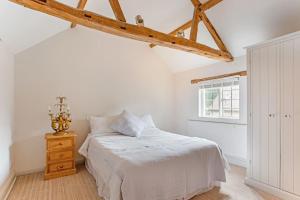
205,91 -> 212,99
232,89 -> 239,99
212,110 -> 220,117
222,90 -> 231,99
222,99 -> 231,109
223,110 -> 232,117
212,97 -> 220,109
232,100 -> 239,109
205,109 -> 220,117
232,85 -> 239,90
232,109 -> 240,118
205,110 -> 212,117
205,100 -> 213,109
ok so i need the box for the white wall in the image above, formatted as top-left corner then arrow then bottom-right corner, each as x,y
14,27 -> 174,174
174,56 -> 247,167
0,41 -> 15,197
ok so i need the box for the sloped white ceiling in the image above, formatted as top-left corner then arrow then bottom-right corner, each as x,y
1,0 -> 300,72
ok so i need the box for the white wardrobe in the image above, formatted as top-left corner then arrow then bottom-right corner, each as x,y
246,31 -> 300,199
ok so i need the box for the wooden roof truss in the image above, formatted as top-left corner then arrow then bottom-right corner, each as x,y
10,0 -> 233,61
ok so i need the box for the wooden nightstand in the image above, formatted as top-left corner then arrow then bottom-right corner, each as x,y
44,132 -> 77,180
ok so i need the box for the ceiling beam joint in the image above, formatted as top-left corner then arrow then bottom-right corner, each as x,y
189,0 -> 231,54
71,0 -> 88,28
149,20 -> 193,48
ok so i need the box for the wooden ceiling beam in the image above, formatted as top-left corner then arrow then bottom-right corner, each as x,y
11,0 -> 233,61
152,0 -> 222,48
190,0 -> 201,7
149,20 -> 193,48
200,0 -> 223,11
70,0 -> 87,28
167,20 -> 193,36
190,8 -> 201,41
190,0 -> 230,54
109,0 -> 126,22
201,12 -> 228,52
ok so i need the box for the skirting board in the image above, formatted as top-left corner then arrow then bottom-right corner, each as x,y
245,177 -> 300,200
225,154 -> 247,168
0,171 -> 16,200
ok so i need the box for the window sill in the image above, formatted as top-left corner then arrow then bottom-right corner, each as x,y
188,118 -> 247,126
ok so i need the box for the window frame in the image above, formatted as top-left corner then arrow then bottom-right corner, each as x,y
198,78 -> 241,123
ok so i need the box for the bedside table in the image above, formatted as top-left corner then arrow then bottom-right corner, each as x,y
44,132 -> 77,180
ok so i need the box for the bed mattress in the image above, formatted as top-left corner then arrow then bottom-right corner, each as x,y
79,128 -> 227,200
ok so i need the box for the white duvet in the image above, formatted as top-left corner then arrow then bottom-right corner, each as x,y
79,128 -> 228,200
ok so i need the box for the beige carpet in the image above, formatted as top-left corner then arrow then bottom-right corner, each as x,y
8,165 -> 280,200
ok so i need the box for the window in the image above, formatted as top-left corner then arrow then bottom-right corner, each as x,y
198,78 -> 240,119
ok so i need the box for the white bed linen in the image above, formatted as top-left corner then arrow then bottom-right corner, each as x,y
79,128 -> 228,200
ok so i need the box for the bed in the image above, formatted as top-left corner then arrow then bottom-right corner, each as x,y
79,128 -> 228,200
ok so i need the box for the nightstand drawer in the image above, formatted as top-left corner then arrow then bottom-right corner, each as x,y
47,139 -> 73,151
48,151 -> 73,162
48,161 -> 73,173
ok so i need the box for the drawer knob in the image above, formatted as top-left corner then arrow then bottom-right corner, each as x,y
57,165 -> 64,170
58,142 -> 63,145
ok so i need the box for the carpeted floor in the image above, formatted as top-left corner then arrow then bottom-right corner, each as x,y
7,165 -> 280,200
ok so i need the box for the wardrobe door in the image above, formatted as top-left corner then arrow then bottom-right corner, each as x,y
281,40 -> 295,193
293,37 -> 300,195
259,46 -> 270,184
250,44 -> 281,187
251,47 -> 263,182
267,44 -> 281,188
250,47 -> 271,184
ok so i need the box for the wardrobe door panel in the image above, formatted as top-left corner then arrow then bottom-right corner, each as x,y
293,37 -> 300,195
251,48 -> 262,181
268,44 -> 281,188
260,47 -> 270,184
247,49 -> 253,178
251,47 -> 272,184
281,40 -> 294,193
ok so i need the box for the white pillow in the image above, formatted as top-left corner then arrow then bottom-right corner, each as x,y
89,115 -> 118,134
140,114 -> 156,129
110,110 -> 146,137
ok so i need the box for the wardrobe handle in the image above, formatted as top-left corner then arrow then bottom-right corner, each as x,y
269,114 -> 272,117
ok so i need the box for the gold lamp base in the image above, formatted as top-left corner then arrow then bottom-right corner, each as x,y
52,131 -> 70,136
